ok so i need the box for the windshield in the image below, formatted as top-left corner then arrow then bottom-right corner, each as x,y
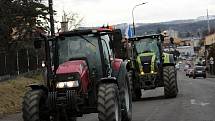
135,38 -> 160,56
58,35 -> 102,75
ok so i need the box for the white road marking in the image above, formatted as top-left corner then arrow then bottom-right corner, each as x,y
190,99 -> 210,106
200,102 -> 210,106
190,99 -> 197,104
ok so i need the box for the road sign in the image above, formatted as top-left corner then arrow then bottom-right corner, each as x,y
210,60 -> 214,65
210,57 -> 214,61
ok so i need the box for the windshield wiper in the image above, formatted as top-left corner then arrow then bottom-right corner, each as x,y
77,34 -> 96,47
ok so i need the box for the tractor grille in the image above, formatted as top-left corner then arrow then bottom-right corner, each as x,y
140,56 -> 152,73
56,73 -> 80,82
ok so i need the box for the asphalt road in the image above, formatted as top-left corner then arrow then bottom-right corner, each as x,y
1,70 -> 215,121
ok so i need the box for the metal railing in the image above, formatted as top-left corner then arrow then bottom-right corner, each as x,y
0,49 -> 44,76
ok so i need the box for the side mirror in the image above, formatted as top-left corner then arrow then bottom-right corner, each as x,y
113,29 -> 123,42
170,37 -> 174,44
34,38 -> 42,49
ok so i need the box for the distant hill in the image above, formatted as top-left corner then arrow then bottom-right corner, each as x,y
135,19 -> 215,38
115,16 -> 215,38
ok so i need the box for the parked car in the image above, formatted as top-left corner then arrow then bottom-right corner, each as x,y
176,63 -> 180,70
188,69 -> 194,78
184,64 -> 190,71
186,68 -> 193,77
193,66 -> 206,79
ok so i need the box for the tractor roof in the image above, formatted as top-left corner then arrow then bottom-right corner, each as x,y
128,34 -> 164,42
59,28 -> 113,37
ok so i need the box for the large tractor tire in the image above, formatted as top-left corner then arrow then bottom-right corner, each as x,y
128,72 -> 141,101
163,66 -> 178,98
120,73 -> 132,121
133,88 -> 141,100
22,90 -> 48,121
98,83 -> 121,121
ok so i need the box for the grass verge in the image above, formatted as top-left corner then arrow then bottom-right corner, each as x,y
0,74 -> 42,117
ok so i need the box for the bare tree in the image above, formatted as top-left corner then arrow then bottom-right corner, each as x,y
62,10 -> 84,30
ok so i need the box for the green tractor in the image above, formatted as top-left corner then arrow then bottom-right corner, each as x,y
128,34 -> 178,100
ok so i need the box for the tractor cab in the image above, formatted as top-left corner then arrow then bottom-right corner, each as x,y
57,30 -> 111,86
129,34 -> 163,75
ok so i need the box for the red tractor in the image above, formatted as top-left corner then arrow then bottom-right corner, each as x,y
22,28 -> 132,121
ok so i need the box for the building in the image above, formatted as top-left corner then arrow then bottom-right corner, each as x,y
203,33 -> 215,75
176,46 -> 195,56
204,33 -> 215,46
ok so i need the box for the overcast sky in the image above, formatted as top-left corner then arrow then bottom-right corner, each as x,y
52,0 -> 215,27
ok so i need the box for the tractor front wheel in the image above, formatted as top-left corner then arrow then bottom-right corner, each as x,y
98,83 -> 121,121
22,90 -> 48,121
129,71 -> 141,101
163,66 -> 178,98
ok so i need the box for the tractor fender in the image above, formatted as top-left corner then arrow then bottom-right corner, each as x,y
163,53 -> 175,66
112,58 -> 131,77
28,84 -> 48,93
101,60 -> 129,89
99,77 -> 119,86
112,58 -> 123,77
116,61 -> 129,91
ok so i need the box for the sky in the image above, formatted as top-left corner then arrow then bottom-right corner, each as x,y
51,0 -> 215,27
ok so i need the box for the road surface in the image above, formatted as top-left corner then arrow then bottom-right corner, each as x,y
1,70 -> 215,121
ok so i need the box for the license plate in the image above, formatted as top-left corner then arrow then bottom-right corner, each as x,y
197,71 -> 202,73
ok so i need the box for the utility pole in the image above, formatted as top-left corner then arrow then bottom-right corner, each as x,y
206,9 -> 210,74
48,0 -> 55,37
207,9 -> 210,34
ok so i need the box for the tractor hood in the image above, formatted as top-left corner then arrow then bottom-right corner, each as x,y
56,60 -> 87,75
137,52 -> 157,65
136,52 -> 158,74
138,52 -> 156,57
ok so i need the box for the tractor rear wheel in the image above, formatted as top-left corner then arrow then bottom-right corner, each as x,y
163,66 -> 178,98
98,83 -> 121,121
22,90 -> 48,121
120,73 -> 132,121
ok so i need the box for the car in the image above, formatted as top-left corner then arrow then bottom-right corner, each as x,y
187,57 -> 193,61
175,63 -> 180,70
178,61 -> 183,64
188,69 -> 194,78
184,64 -> 190,71
186,68 -> 193,76
193,66 -> 206,79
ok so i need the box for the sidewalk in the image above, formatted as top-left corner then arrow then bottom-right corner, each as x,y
207,73 -> 215,78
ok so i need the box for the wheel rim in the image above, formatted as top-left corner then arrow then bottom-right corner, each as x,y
115,97 -> 119,121
125,89 -> 130,112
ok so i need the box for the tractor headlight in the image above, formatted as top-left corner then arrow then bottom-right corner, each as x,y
66,81 -> 79,88
56,81 -> 79,88
140,71 -> 145,75
56,82 -> 65,88
151,71 -> 154,74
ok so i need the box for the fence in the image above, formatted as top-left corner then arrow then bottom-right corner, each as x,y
0,49 -> 44,76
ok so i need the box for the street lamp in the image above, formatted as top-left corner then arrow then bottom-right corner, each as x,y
132,2 -> 148,36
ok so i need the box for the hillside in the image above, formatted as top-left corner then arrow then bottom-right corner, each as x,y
135,19 -> 215,37
115,17 -> 215,38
